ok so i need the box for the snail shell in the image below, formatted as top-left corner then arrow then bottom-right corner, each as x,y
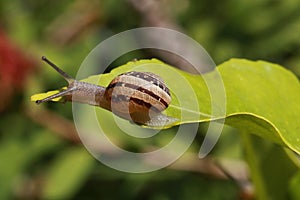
105,71 -> 171,120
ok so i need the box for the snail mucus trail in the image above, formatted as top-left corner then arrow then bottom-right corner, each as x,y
36,56 -> 173,125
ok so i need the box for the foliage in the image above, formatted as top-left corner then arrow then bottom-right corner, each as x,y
1,0 -> 300,199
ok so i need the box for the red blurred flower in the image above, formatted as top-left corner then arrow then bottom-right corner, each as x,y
0,30 -> 36,111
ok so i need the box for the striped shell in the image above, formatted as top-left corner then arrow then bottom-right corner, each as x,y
104,71 -> 171,118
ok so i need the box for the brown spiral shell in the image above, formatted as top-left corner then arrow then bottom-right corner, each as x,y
104,71 -> 171,120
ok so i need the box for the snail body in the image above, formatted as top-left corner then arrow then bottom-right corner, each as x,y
36,56 -> 173,125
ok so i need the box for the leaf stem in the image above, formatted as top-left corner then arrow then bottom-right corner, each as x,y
241,131 -> 269,200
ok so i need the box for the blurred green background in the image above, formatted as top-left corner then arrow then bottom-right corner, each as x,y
1,0 -> 300,199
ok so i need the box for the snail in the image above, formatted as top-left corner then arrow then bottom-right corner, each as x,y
35,56 -> 177,126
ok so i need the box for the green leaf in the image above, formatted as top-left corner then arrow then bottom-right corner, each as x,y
42,147 -> 94,200
31,58 -> 300,154
289,169 -> 300,199
242,134 -> 298,200
0,137 -> 61,199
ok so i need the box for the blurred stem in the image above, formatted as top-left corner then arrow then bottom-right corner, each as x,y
241,131 -> 268,200
24,107 -> 81,143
